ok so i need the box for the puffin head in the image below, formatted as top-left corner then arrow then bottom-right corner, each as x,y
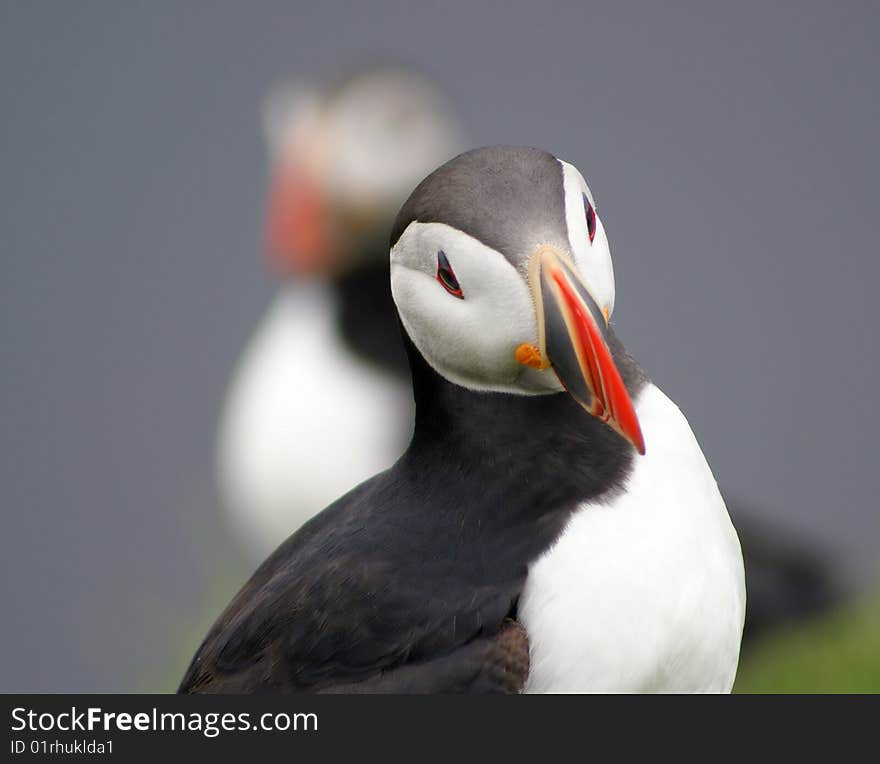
390,146 -> 645,454
264,65 -> 462,277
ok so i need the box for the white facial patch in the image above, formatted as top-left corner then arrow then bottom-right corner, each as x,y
324,72 -> 462,208
262,72 -> 461,216
391,221 -> 563,395
559,159 -> 616,317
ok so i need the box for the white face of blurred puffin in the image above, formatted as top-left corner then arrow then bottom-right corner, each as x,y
263,66 -> 462,275
391,146 -> 644,453
322,69 -> 463,210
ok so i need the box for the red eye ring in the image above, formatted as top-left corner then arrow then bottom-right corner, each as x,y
583,194 -> 596,243
436,250 -> 464,299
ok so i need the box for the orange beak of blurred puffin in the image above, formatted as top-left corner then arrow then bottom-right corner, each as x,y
265,161 -> 329,277
517,245 -> 646,455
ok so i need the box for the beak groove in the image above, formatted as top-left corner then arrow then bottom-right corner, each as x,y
527,247 -> 645,455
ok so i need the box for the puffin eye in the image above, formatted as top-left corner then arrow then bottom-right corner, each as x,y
436,250 -> 464,299
583,194 -> 596,243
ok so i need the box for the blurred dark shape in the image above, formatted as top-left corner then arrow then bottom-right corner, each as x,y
336,259 -> 411,376
729,499 -> 843,643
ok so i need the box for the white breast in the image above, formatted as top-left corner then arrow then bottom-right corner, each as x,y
519,383 -> 746,693
217,284 -> 413,559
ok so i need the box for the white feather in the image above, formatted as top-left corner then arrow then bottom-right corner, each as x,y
217,284 -> 413,559
520,383 -> 746,693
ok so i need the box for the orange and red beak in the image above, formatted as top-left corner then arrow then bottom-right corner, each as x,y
521,246 -> 645,454
265,162 -> 330,277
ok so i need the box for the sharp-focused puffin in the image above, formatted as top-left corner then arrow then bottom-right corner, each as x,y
218,65 -> 462,558
183,146 -> 745,693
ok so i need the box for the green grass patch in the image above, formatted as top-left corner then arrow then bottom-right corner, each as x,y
735,595 -> 880,693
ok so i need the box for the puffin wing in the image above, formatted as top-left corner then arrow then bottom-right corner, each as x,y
179,482 -> 529,694
318,620 -> 529,694
179,566 -> 529,694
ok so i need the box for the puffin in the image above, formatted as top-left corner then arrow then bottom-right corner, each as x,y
182,146 -> 746,693
218,65 -> 462,558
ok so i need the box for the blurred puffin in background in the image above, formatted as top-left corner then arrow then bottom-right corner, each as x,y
217,65 -> 463,558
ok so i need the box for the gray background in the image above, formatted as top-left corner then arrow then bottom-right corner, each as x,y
1,1 -> 877,691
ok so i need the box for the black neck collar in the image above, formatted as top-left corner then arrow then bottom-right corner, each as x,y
401,330 -> 648,523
